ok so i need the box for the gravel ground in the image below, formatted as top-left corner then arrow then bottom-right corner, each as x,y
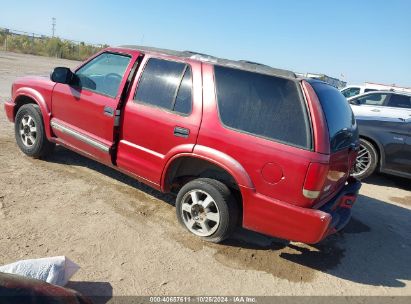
0,51 -> 410,300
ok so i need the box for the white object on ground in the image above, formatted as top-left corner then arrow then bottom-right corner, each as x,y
0,256 -> 79,286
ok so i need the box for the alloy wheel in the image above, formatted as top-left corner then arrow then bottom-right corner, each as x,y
180,189 -> 220,237
19,114 -> 37,147
354,143 -> 371,176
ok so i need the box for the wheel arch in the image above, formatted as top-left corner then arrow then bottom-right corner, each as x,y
161,146 -> 254,193
161,150 -> 254,224
14,88 -> 52,139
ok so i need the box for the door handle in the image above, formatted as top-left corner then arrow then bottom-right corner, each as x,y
371,109 -> 380,112
174,127 -> 190,138
103,106 -> 114,117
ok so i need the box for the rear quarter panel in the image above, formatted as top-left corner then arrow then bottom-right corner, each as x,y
198,64 -> 329,208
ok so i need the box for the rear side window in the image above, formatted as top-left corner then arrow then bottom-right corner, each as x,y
134,58 -> 192,115
387,94 -> 411,108
214,66 -> 311,149
310,81 -> 358,152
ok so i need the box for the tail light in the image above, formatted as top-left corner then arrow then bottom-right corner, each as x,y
303,162 -> 329,199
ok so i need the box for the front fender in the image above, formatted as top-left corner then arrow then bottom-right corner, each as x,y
14,87 -> 53,140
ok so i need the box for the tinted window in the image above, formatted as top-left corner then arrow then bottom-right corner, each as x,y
134,58 -> 192,114
76,53 -> 131,98
387,94 -> 411,108
341,87 -> 360,98
173,68 -> 192,114
310,81 -> 358,152
214,66 -> 310,149
356,93 -> 388,106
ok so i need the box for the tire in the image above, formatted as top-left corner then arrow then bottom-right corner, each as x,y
352,138 -> 378,180
176,178 -> 239,243
14,104 -> 55,159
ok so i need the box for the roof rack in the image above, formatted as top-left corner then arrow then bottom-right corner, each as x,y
118,45 -> 296,79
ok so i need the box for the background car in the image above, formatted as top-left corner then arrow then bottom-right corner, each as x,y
349,91 -> 411,179
341,85 -> 378,98
341,82 -> 411,98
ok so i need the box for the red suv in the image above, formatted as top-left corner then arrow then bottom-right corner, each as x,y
4,46 -> 361,243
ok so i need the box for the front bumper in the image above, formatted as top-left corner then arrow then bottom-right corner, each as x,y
241,177 -> 361,243
4,100 -> 15,122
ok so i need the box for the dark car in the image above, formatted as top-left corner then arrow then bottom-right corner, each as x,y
349,91 -> 411,179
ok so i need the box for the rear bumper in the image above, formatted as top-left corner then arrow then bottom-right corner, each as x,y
4,100 -> 15,122
242,177 -> 361,243
319,177 -> 361,235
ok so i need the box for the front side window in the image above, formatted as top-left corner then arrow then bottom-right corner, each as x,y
134,58 -> 192,115
341,87 -> 360,98
75,53 -> 131,98
214,66 -> 311,149
386,94 -> 411,108
356,93 -> 388,106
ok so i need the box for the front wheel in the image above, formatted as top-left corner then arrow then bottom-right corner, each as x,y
15,104 -> 55,159
352,138 -> 378,180
176,178 -> 239,243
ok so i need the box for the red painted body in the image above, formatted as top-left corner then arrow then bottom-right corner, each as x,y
4,47 -> 361,243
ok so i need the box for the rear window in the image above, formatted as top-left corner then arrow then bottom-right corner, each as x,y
214,66 -> 311,149
310,81 -> 358,152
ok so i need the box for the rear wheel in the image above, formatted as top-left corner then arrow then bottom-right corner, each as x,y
176,178 -> 239,243
15,104 -> 55,159
352,138 -> 378,180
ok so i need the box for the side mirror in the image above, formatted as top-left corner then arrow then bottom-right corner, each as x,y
349,99 -> 360,105
50,67 -> 73,84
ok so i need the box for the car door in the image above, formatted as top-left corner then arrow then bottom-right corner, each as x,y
384,94 -> 411,173
51,52 -> 134,164
405,117 -> 411,173
353,93 -> 408,172
116,56 -> 202,187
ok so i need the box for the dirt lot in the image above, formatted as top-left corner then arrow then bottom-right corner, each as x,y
0,51 -> 411,299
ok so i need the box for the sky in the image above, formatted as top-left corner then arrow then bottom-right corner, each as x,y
1,0 -> 410,86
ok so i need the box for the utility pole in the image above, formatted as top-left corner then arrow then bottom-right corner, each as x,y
52,17 -> 56,37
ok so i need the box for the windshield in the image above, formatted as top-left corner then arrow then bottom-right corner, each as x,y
310,81 -> 358,152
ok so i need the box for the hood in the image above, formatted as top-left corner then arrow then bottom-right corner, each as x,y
13,75 -> 55,89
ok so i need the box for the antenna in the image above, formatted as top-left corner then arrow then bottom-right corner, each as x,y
52,17 -> 56,37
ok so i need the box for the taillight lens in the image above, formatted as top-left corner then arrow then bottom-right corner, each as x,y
303,162 -> 329,199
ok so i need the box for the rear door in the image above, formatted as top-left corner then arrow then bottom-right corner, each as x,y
384,94 -> 411,172
309,81 -> 359,199
116,56 -> 202,186
51,52 -> 134,164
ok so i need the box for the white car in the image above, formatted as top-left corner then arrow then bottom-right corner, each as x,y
341,82 -> 411,99
341,85 -> 378,98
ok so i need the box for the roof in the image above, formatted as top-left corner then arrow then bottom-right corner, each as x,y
118,45 -> 296,79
